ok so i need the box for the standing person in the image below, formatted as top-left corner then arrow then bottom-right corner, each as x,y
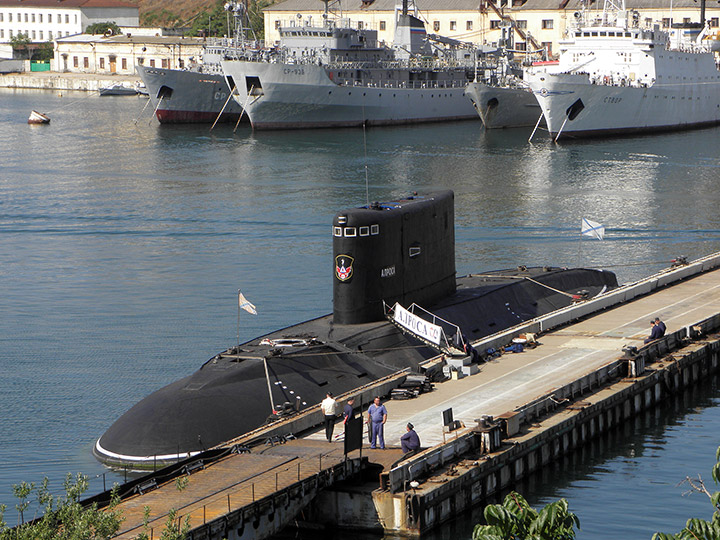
343,397 -> 355,425
655,317 -> 666,337
321,392 -> 337,442
400,423 -> 420,454
367,396 -> 387,449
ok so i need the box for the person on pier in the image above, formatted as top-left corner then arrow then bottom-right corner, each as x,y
321,392 -> 338,442
400,423 -> 420,455
367,396 -> 387,449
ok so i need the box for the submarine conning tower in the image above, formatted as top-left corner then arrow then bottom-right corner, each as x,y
333,190 -> 456,325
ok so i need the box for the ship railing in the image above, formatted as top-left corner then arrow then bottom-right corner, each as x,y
333,78 -> 469,89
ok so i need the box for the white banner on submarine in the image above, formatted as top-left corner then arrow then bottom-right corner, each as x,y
393,303 -> 443,345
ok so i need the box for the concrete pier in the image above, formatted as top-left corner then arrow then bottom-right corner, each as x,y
0,71 -> 140,92
89,254 -> 720,540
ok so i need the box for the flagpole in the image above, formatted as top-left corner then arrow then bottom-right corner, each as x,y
237,289 -> 241,352
263,357 -> 275,414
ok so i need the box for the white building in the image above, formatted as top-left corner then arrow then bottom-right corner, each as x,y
53,34 -> 204,74
0,0 -> 138,44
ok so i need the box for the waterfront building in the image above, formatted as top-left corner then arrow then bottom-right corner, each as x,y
262,0 -> 719,57
53,33 -> 203,75
0,0 -> 138,44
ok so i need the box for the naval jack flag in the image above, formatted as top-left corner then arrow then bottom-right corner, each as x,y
238,291 -> 257,315
581,218 -> 605,241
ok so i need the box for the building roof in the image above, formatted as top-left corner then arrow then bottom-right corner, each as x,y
0,0 -> 137,8
55,33 -> 203,45
515,0 -> 710,10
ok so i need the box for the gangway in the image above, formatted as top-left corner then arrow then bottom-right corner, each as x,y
383,301 -> 469,358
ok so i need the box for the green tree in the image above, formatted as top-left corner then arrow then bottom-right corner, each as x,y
652,446 -> 720,540
86,21 -> 122,35
473,491 -> 580,540
34,41 -> 54,62
10,33 -> 31,59
0,474 -> 123,540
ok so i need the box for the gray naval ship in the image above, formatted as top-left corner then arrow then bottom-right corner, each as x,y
220,0 -> 483,129
137,1 -> 254,124
94,190 -> 618,468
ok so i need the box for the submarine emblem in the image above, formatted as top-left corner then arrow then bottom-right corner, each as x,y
335,255 -> 354,281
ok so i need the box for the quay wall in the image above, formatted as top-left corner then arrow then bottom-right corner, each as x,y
313,326 -> 720,537
0,72 -> 139,92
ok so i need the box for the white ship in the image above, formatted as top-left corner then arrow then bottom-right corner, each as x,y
221,0 -> 480,130
526,0 -> 720,140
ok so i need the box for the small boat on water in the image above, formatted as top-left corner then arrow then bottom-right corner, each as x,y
99,83 -> 138,96
28,110 -> 50,124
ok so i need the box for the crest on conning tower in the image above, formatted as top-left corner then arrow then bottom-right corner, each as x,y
335,254 -> 354,281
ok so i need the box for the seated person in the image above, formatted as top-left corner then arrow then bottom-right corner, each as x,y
655,317 -> 666,337
400,423 -> 420,454
644,320 -> 663,344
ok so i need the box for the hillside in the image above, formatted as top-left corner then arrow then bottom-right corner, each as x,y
134,0 -> 270,28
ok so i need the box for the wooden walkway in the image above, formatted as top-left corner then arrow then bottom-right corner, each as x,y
112,440 -> 402,539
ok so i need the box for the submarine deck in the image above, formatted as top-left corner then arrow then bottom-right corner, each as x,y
108,262 -> 720,538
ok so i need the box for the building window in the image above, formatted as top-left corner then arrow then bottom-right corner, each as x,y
380,20 -> 386,30
0,13 -> 3,22
541,19 -> 554,29
74,14 -> 77,23
517,19 -> 527,29
542,41 -> 552,55
662,17 -> 672,27
39,14 -> 43,23
0,30 -> 3,39
490,20 -> 501,29
683,17 -> 691,24
31,13 -> 35,22
149,59 -> 155,67
450,20 -> 456,31
466,20 -> 473,30
516,42 -> 527,51
83,57 -> 88,68
100,57 -> 105,69
161,58 -> 168,68
711,17 -> 719,27
24,13 -> 28,22
31,30 -> 35,39
274,20 -> 280,29
9,13 -> 12,22
65,14 -> 69,23
39,30 -> 43,39
48,31 -> 53,39
48,13 -> 52,23
433,20 -> 440,31
121,58 -> 127,70
73,56 -> 78,67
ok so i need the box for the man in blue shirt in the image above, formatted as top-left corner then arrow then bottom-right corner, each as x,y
400,423 -> 420,454
644,320 -> 663,343
367,396 -> 387,449
343,397 -> 355,425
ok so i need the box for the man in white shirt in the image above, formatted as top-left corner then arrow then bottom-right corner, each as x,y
321,392 -> 338,442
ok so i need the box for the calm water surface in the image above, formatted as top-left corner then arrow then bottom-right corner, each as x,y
1,88 -> 720,537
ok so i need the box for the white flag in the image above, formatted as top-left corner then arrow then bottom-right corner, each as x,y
581,218 -> 605,240
238,291 -> 257,315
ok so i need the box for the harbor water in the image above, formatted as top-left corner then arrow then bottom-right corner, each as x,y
1,88 -> 720,537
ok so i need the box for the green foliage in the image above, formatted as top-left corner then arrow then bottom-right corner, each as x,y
184,0 -> 271,39
473,491 -> 580,540
86,22 -> 122,35
9,33 -> 31,50
175,476 -> 189,492
30,41 -> 54,62
0,473 -> 123,540
652,445 -> 720,540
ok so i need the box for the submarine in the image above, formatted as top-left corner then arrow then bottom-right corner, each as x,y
94,190 -> 618,467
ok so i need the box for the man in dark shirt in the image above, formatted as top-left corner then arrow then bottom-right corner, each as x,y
400,423 -> 420,454
343,397 -> 355,425
655,317 -> 666,337
644,320 -> 663,343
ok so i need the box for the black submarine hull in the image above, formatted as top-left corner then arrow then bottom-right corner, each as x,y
94,191 -> 618,467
